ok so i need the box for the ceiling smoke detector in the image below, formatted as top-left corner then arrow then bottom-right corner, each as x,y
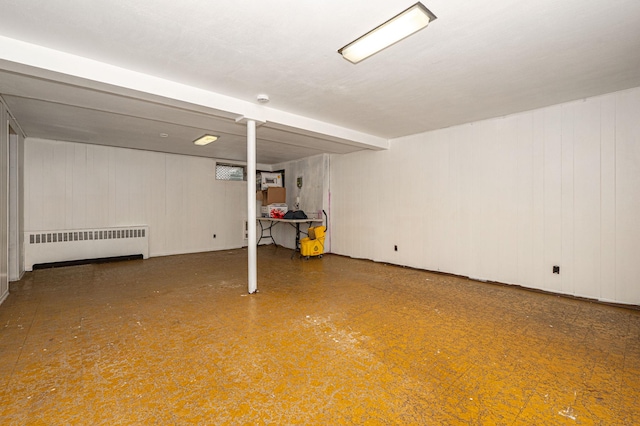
256,94 -> 270,104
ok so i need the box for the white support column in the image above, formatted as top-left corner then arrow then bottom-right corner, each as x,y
246,119 -> 258,294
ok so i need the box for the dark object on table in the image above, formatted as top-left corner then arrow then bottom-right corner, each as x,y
283,210 -> 307,220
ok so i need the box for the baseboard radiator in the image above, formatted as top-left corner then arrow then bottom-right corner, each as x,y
24,226 -> 149,271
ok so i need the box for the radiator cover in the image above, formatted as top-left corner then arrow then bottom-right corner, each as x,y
24,226 -> 149,271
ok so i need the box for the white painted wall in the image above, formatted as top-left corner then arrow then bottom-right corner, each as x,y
24,138 -> 248,258
0,102 -> 9,304
331,87 -> 640,305
267,154 -> 330,251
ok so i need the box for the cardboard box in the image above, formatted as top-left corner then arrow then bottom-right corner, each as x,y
259,172 -> 283,190
257,187 -> 286,205
262,203 -> 288,219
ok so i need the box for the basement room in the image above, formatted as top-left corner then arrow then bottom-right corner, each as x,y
0,0 -> 639,424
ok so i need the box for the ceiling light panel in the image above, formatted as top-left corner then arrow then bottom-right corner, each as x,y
339,2 -> 437,64
193,134 -> 219,146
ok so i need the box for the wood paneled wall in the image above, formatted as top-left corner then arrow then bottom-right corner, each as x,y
24,139 -> 248,257
331,87 -> 640,305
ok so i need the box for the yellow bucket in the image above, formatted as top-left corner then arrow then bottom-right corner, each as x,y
300,226 -> 325,258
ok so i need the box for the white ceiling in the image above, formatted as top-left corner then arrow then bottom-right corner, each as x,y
1,0 -> 639,164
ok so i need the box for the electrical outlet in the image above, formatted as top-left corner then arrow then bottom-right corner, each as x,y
394,245 -> 398,252
553,265 -> 560,274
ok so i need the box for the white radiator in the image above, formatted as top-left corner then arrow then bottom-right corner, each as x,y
24,226 -> 149,271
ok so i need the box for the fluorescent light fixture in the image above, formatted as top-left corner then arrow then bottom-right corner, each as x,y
338,2 -> 437,64
193,134 -> 219,146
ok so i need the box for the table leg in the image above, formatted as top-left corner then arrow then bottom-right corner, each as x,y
257,220 -> 265,245
257,220 -> 277,246
291,222 -> 301,259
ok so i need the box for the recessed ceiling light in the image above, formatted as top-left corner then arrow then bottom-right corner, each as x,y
257,94 -> 270,103
159,133 -> 169,138
193,134 -> 219,146
338,2 -> 437,64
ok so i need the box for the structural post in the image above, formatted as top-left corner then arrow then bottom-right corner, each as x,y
246,119 -> 258,294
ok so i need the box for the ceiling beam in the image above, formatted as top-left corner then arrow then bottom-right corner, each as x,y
0,35 -> 389,151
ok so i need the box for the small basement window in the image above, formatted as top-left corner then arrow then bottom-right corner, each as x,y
216,163 -> 246,181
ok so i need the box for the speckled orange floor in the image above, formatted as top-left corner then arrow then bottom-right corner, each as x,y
0,247 -> 638,425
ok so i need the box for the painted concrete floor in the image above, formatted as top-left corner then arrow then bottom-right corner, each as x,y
0,247 -> 638,425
